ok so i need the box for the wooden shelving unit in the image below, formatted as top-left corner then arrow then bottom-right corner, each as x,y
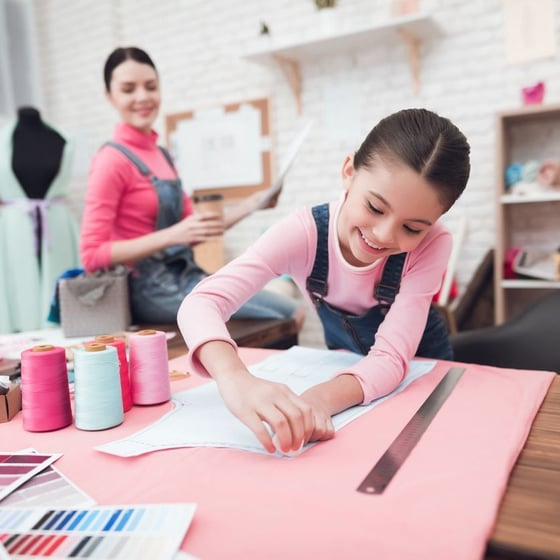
242,12 -> 442,111
494,104 -> 560,323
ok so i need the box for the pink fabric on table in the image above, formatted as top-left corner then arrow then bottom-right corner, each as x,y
4,348 -> 554,560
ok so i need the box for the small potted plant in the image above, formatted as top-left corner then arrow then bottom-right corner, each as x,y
315,0 -> 337,8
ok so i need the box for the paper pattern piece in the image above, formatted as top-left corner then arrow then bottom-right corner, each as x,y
96,346 -> 435,458
0,503 -> 196,559
0,453 -> 61,501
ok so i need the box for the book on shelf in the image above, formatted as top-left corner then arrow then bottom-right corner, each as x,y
512,248 -> 560,281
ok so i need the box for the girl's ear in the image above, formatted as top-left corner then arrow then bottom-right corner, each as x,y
341,155 -> 355,192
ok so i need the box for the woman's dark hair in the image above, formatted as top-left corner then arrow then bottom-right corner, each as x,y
354,108 -> 471,211
103,47 -> 157,92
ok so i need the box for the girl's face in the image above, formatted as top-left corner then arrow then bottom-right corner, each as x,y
106,59 -> 160,133
337,156 -> 446,267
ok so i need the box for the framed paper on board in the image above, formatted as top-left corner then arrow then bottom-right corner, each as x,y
166,98 -> 272,201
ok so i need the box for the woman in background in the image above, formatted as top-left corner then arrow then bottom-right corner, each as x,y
80,46 -> 302,325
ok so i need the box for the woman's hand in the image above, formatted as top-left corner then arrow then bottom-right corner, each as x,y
223,181 -> 284,230
215,370 -> 315,454
247,181 -> 283,211
169,211 -> 224,246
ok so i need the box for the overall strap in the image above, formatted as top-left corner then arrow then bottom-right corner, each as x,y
375,252 -> 407,309
158,146 -> 176,171
306,203 -> 330,303
104,142 -> 151,176
307,201 -> 407,310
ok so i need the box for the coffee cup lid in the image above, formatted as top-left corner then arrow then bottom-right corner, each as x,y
194,193 -> 224,202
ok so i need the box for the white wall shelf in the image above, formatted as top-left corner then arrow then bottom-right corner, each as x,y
501,279 -> 560,289
500,192 -> 560,204
242,12 -> 442,111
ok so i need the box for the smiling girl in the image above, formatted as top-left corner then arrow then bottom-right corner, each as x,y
80,47 -> 301,324
178,108 -> 471,454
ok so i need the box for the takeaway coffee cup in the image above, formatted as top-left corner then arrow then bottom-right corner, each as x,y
192,193 -> 225,273
193,193 -> 224,219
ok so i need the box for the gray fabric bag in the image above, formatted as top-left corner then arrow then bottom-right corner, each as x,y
59,267 -> 131,337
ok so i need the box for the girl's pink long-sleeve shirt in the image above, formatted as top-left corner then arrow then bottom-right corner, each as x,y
80,123 -> 193,272
178,198 -> 452,404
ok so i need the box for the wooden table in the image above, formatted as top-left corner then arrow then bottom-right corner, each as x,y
2,345 -> 558,559
225,318 -> 299,349
147,317 -> 299,358
162,329 -> 560,560
485,374 -> 560,559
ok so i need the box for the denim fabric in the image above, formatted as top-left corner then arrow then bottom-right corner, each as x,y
107,142 -> 298,323
231,288 -> 299,320
307,203 -> 452,359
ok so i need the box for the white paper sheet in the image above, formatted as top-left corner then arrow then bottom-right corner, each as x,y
256,121 -> 312,209
503,0 -> 556,64
96,347 -> 435,458
174,104 -> 264,191
0,328 -> 176,361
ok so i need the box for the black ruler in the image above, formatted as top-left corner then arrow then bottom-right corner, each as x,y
356,366 -> 465,495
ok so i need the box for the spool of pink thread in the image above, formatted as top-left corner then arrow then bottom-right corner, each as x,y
128,329 -> 171,405
21,344 -> 72,432
93,335 -> 132,412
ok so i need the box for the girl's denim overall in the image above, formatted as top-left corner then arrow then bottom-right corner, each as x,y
306,203 -> 453,359
106,143 -> 298,324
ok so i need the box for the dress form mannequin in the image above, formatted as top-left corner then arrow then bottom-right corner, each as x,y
11,107 -> 66,263
12,106 -> 66,199
0,111 -> 80,333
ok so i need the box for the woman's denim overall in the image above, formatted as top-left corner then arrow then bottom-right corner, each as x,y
106,143 -> 298,324
306,203 -> 453,359
105,142 -> 207,323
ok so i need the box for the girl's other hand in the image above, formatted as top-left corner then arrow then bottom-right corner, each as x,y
299,389 -> 335,443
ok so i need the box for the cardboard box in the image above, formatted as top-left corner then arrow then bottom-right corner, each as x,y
0,384 -> 21,423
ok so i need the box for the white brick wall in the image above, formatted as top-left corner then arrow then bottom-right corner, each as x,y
29,0 -> 560,347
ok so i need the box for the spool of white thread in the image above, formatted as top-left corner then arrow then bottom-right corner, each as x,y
128,329 -> 171,405
73,342 -> 124,431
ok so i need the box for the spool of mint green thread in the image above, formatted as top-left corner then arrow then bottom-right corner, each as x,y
73,343 -> 124,431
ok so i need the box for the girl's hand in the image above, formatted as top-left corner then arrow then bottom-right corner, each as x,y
215,371 -> 314,454
298,375 -> 365,443
299,387 -> 335,443
170,212 -> 224,246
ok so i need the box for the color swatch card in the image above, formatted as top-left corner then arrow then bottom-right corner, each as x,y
0,453 -> 62,501
2,465 -> 96,509
0,503 -> 197,559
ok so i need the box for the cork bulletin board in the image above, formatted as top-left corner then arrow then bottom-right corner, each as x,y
165,97 -> 272,201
